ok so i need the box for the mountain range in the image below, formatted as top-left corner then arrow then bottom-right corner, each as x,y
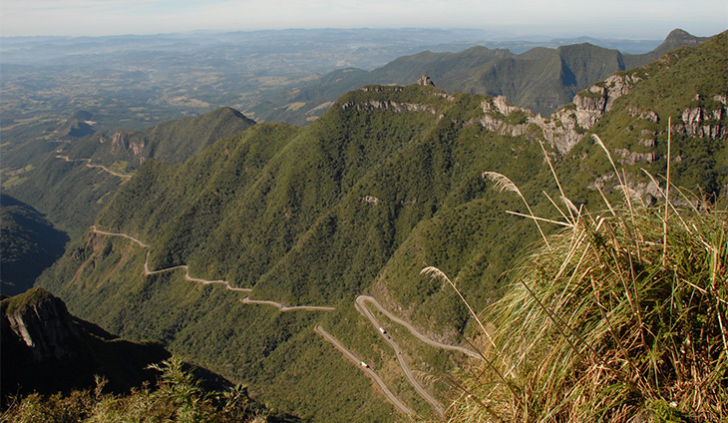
250,29 -> 708,124
27,30 -> 728,422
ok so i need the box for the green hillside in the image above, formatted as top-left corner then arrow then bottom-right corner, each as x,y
63,106 -> 256,170
3,107 -> 255,238
0,195 -> 69,296
36,32 -> 727,422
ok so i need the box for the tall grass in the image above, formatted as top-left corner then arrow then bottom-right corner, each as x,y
428,142 -> 728,422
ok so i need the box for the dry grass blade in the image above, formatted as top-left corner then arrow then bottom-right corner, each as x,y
481,171 -> 522,196
592,135 -> 638,225
504,210 -> 573,227
539,140 -> 575,224
421,266 -> 490,344
561,195 -> 580,217
445,187 -> 727,422
663,117 -> 672,264
483,171 -> 551,249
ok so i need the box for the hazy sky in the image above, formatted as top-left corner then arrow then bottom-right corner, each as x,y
1,0 -> 726,38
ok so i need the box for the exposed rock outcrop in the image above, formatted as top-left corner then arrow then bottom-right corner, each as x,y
3,288 -> 80,361
416,74 -> 436,87
99,130 -> 146,156
463,71 -> 642,154
341,99 -> 442,118
361,195 -> 380,206
2,288 -> 171,403
470,96 -> 534,138
614,148 -> 658,165
536,73 -> 641,153
676,94 -> 728,140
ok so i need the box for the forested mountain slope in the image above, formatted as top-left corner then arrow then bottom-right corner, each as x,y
3,107 -> 255,239
0,195 -> 68,296
37,31 -> 727,422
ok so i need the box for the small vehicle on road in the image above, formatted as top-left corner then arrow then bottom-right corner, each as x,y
360,361 -> 369,368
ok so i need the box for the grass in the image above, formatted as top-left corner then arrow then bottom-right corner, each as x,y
424,136 -> 728,422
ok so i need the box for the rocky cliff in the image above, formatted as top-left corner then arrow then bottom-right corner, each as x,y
3,288 -> 80,361
678,94 -> 728,140
1,288 -> 170,405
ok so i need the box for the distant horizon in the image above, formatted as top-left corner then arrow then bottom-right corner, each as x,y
0,26 -> 724,42
1,0 -> 726,39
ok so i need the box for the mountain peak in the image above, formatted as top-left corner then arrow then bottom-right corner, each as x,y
666,28 -> 693,39
658,29 -> 708,51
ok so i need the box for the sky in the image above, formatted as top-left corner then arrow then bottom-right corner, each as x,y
1,0 -> 726,39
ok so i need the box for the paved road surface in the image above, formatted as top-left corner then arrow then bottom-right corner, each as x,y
92,226 -> 251,293
357,296 -> 480,359
356,296 -> 445,418
92,225 -> 482,419
314,325 -> 415,416
56,155 -> 132,180
241,297 -> 335,312
92,226 -> 149,247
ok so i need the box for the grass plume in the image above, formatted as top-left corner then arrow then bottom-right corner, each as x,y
436,133 -> 727,422
482,171 -> 551,249
443,197 -> 727,422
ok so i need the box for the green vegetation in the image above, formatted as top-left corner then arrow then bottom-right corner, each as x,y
33,32 -> 727,422
1,194 -> 69,295
62,106 -> 256,171
2,107 -> 255,238
574,31 -> 728,201
2,288 -> 171,405
439,178 -> 727,422
38,83 -> 549,422
257,30 -> 708,124
1,357 -> 302,423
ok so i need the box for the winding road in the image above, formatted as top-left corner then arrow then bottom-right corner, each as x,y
357,296 -> 481,359
92,226 -> 149,247
91,226 -> 251,293
56,154 -> 132,180
240,297 -> 335,312
355,296 -> 445,419
91,225 -> 482,419
315,325 -> 415,416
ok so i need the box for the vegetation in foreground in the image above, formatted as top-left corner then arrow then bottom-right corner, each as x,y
433,145 -> 727,422
1,357 -> 301,423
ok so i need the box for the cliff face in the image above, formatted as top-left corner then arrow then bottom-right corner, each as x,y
98,130 -> 146,157
1,288 -> 171,404
4,291 -> 80,361
542,73 -> 641,153
678,94 -> 728,140
471,62 -> 726,157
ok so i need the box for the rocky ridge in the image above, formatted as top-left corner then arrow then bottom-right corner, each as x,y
465,72 -> 642,154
